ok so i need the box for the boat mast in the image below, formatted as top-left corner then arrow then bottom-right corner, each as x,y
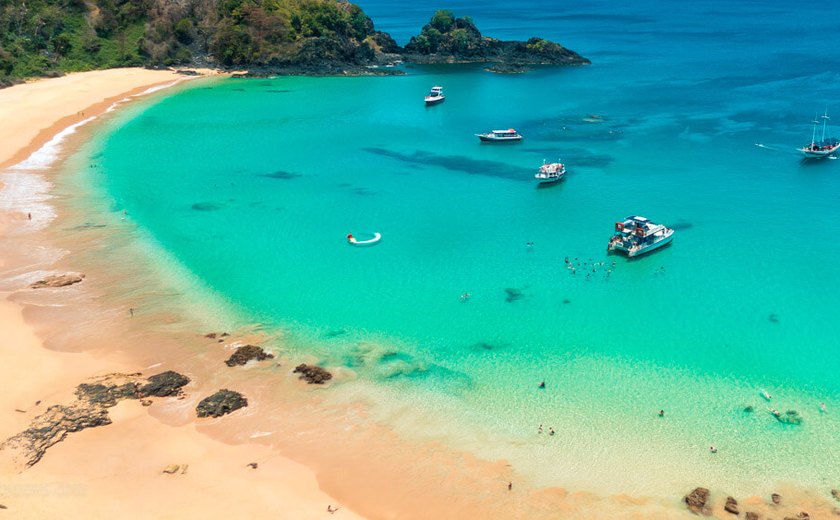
811,113 -> 819,146
821,109 -> 830,143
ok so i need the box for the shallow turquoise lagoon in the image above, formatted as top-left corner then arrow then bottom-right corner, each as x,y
77,0 -> 840,494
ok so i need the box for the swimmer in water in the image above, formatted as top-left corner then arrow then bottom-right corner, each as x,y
460,292 -> 470,301
820,402 -> 827,413
709,446 -> 717,453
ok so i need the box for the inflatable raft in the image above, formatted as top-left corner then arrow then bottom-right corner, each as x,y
346,232 -> 381,246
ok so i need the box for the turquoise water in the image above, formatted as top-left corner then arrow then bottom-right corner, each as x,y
78,0 -> 840,495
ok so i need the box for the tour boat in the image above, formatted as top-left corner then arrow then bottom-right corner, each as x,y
346,232 -> 381,246
424,86 -> 445,106
800,110 -> 840,158
476,128 -> 523,142
534,160 -> 566,184
607,216 -> 674,257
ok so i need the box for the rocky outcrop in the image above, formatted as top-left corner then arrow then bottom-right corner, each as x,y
0,371 -> 190,468
724,496 -> 739,515
225,345 -> 274,367
196,389 -> 248,418
684,487 -> 711,516
402,11 -> 589,70
293,364 -> 333,384
30,273 -> 85,289
138,371 -> 190,398
832,489 -> 840,501
745,512 -> 759,520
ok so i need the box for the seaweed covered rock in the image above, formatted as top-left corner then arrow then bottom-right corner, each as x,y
293,363 -> 333,384
75,382 -> 139,407
225,345 -> 274,367
139,371 -> 190,398
724,496 -> 739,515
30,273 -> 85,289
684,487 -> 711,515
196,389 -> 248,418
745,512 -> 759,520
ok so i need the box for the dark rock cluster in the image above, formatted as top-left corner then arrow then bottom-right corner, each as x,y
293,363 -> 333,384
225,345 -> 275,367
195,389 -> 248,418
30,273 -> 85,289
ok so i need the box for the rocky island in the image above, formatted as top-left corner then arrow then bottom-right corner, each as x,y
401,10 -> 590,72
0,1 -> 587,85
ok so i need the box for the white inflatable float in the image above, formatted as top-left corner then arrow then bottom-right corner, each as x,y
346,232 -> 381,246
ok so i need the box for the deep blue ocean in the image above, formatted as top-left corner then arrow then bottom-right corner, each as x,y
69,0 -> 840,496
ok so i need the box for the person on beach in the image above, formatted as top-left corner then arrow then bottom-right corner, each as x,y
658,410 -> 664,417
548,427 -> 555,436
27,212 -> 31,220
538,381 -> 545,389
709,446 -> 717,453
538,424 -> 543,434
508,482 -> 512,491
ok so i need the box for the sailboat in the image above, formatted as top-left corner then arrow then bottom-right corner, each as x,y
800,110 -> 840,158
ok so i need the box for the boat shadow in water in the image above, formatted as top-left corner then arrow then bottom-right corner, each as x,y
536,179 -> 566,190
799,156 -> 838,168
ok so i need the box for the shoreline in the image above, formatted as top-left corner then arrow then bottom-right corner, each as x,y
1,69 -> 838,519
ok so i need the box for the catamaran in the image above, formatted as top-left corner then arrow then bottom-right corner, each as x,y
424,86 -> 445,106
800,110 -> 840,158
534,160 -> 566,184
608,216 -> 674,257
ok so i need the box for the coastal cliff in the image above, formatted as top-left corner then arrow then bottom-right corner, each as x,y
0,1 -> 587,84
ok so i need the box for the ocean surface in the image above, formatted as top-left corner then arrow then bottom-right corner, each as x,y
66,0 -> 840,496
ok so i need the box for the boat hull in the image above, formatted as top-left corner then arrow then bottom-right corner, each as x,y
627,234 -> 674,257
536,174 -> 565,184
425,96 -> 445,106
478,135 -> 522,142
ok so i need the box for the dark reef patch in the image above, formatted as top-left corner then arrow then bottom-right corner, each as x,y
191,202 -> 224,211
260,170 -> 301,180
364,147 -> 531,181
505,288 -> 525,303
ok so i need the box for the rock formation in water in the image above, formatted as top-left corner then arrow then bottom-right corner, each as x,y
225,345 -> 275,367
30,273 -> 85,289
293,363 -> 333,384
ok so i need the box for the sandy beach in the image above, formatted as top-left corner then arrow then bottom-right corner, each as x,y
1,68 -> 838,520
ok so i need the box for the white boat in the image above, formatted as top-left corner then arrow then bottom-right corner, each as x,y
800,110 -> 840,158
476,128 -> 523,142
424,86 -> 445,106
535,160 -> 566,184
346,232 -> 381,246
607,216 -> 674,257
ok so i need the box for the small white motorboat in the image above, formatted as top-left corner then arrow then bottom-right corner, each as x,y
425,86 -> 445,106
346,232 -> 381,246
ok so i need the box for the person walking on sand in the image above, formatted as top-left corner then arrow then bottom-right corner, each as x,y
507,481 -> 512,491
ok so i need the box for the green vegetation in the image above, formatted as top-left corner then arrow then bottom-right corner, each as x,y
0,0 -> 389,86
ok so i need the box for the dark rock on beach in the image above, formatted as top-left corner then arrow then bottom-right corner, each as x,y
225,345 -> 275,367
293,364 -> 333,384
772,493 -> 782,505
1,371 -> 190,467
832,489 -> 840,501
75,382 -> 139,407
2,403 -> 112,467
138,371 -> 190,398
196,389 -> 248,418
30,273 -> 85,289
724,496 -> 739,515
684,487 -> 711,515
745,512 -> 759,520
